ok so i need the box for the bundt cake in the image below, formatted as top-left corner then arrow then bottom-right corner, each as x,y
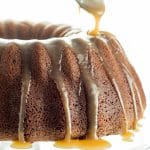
0,21 -> 146,142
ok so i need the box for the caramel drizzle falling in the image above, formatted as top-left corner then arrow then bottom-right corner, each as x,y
89,14 -> 102,36
76,0 -> 105,36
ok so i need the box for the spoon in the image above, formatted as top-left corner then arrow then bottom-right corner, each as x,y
75,0 -> 105,16
75,0 -> 105,36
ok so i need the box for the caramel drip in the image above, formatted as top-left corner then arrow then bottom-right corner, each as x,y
123,69 -> 138,129
104,32 -> 146,109
91,38 -> 129,132
122,62 -> 144,117
100,33 -> 138,127
112,79 -> 128,131
55,77 -> 71,140
100,33 -> 139,127
101,32 -> 144,118
54,139 -> 111,150
18,45 -> 31,142
76,0 -> 105,36
71,39 -> 99,139
46,41 -> 71,140
89,14 -> 101,36
124,64 -> 143,117
134,84 -> 144,113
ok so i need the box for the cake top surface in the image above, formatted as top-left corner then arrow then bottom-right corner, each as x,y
0,21 -> 115,45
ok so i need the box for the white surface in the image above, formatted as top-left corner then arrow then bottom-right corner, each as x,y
0,0 -> 150,149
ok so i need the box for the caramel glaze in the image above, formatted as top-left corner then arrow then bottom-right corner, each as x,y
101,32 -> 146,112
10,44 -> 32,148
100,32 -> 146,129
88,14 -> 102,36
0,21 -> 146,149
45,40 -> 72,140
71,38 -> 100,139
55,139 -> 111,150
91,37 -> 133,133
97,32 -> 145,142
18,44 -> 32,142
11,141 -> 32,149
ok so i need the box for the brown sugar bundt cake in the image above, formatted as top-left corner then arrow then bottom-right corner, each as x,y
0,21 -> 146,142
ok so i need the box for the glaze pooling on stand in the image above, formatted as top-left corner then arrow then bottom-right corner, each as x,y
55,139 -> 111,150
11,141 -> 32,149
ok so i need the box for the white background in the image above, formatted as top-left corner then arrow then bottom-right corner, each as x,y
0,0 -> 149,149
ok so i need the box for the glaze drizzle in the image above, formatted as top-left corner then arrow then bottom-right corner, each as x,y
18,45 -> 31,142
